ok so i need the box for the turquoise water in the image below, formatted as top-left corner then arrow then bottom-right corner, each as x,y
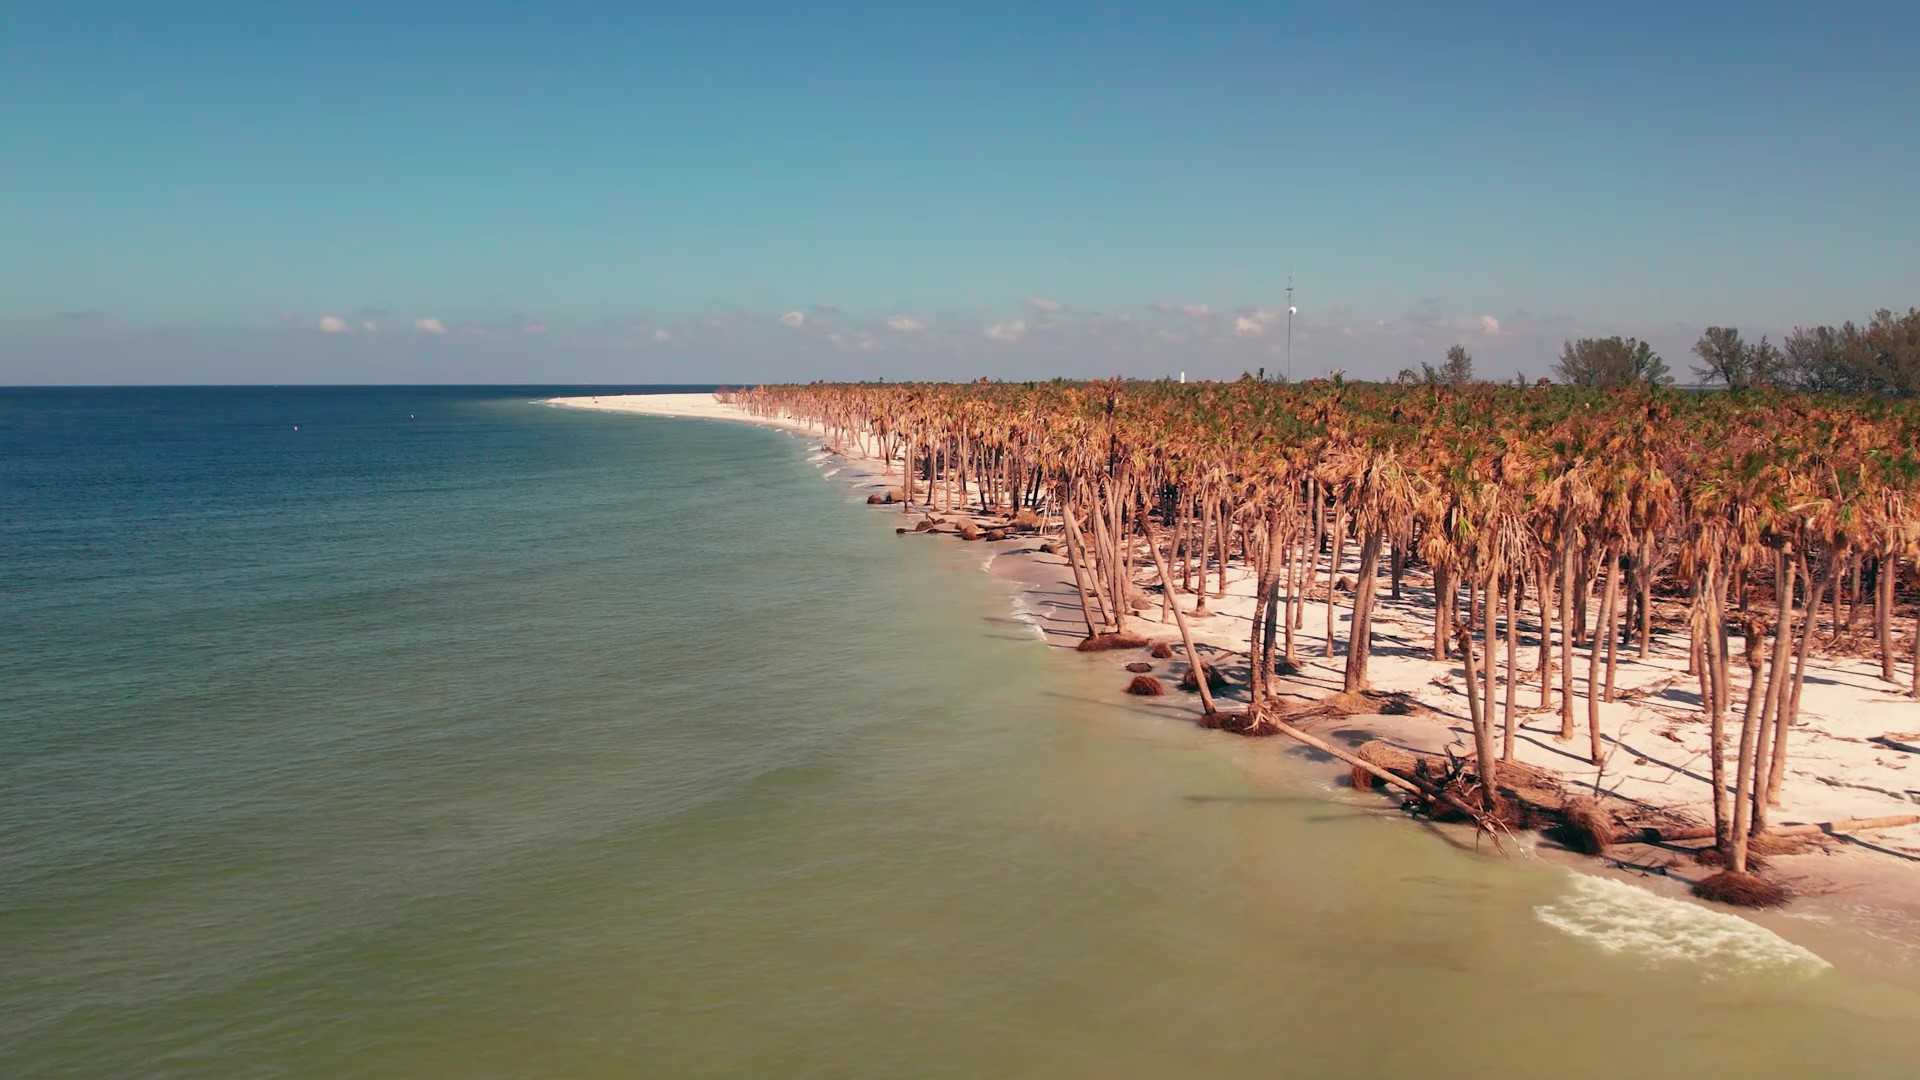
5,388 -> 1920,1077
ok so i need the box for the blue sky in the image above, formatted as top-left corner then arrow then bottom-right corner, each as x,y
4,2 -> 1916,383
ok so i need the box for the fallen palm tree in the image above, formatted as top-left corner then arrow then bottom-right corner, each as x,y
1610,813 -> 1920,846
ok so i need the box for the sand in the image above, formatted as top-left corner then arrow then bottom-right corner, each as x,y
548,392 -> 1920,970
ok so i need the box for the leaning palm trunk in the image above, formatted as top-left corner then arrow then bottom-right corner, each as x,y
1770,556 -> 1839,806
1726,615 -> 1770,872
1060,502 -> 1109,636
1750,553 -> 1796,832
1086,485 -> 1126,635
1457,624 -> 1499,812
1139,511 -> 1215,716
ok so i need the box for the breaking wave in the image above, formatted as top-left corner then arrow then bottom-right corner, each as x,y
1534,872 -> 1828,979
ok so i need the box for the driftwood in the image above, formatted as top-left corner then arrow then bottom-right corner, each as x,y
1614,813 -> 1920,846
1265,719 -> 1507,849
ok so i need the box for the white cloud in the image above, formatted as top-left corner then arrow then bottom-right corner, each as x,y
523,321 -> 547,335
885,314 -> 925,333
415,317 -> 447,335
1027,296 -> 1062,312
1479,315 -> 1503,337
1181,303 -> 1212,319
1233,315 -> 1267,337
317,315 -> 349,333
361,321 -> 378,333
652,328 -> 672,342
779,310 -> 807,328
984,319 -> 1027,342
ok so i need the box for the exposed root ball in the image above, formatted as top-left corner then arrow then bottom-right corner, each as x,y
1077,632 -> 1151,653
1180,663 -> 1229,692
1195,710 -> 1226,730
981,529 -> 1011,542
1693,871 -> 1791,908
1218,712 -> 1279,737
955,521 -> 982,540
866,493 -> 888,504
1560,796 -> 1616,855
1349,741 -> 1417,791
1125,675 -> 1166,696
1124,661 -> 1153,673
1335,576 -> 1354,593
1149,642 -> 1175,659
1037,542 -> 1058,554
1009,508 -> 1043,531
913,519 -> 936,532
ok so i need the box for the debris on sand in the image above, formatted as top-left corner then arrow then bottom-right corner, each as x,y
1126,675 -> 1167,696
1077,632 -> 1151,652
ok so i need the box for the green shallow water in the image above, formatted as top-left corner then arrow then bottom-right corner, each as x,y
4,389 -> 1919,1077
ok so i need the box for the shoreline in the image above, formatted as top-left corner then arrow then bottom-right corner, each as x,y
546,392 -> 1920,983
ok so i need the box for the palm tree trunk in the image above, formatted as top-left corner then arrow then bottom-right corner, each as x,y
1701,572 -> 1728,849
1061,502 -> 1108,635
1342,528 -> 1384,693
1481,575 -> 1499,757
1587,544 -> 1617,765
1727,608 -> 1768,873
1086,486 -> 1126,635
1502,573 -> 1520,760
1140,512 -> 1215,716
1559,542 -> 1576,739
1771,554 -> 1840,805
1637,533 -> 1653,658
1536,556 -> 1554,710
1215,499 -> 1230,599
1457,624 -> 1499,812
1878,555 -> 1896,682
1603,545 -> 1625,701
1751,553 -> 1795,833
1324,502 -> 1344,658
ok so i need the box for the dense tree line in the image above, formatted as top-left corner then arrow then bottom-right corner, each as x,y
1388,305 -> 1917,395
723,378 -> 1920,891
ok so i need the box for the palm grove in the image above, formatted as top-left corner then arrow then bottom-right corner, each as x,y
723,318 -> 1919,901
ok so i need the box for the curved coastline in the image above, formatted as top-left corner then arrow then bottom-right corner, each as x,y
546,391 -> 1920,988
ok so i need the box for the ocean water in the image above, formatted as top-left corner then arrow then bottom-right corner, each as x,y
4,386 -> 1919,1078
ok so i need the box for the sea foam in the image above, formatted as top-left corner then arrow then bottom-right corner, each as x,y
1534,872 -> 1829,979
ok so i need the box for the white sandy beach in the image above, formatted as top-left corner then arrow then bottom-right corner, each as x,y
551,391 -> 1920,967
